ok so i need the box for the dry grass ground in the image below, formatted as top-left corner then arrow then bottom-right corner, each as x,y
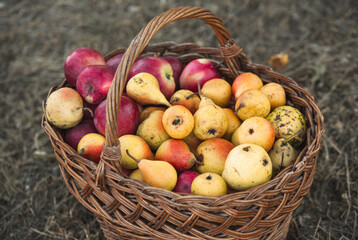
1,0 -> 357,239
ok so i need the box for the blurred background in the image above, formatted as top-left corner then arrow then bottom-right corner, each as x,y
1,0 -> 357,239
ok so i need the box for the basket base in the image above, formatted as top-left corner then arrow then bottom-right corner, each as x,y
96,213 -> 292,240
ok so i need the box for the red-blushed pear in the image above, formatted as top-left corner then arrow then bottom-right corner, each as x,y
76,65 -> 114,104
169,89 -> 200,115
126,73 -> 171,107
118,134 -> 154,169
77,133 -> 105,164
161,55 -> 184,88
233,117 -> 276,152
172,170 -> 200,194
45,87 -> 83,129
65,119 -> 97,150
128,56 -> 175,99
232,72 -> 263,100
64,48 -> 106,86
179,59 -> 220,92
196,138 -> 234,175
93,96 -> 140,138
155,139 -> 197,172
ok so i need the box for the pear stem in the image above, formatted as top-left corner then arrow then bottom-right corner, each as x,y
186,92 -> 199,100
197,82 -> 202,95
125,149 -> 140,164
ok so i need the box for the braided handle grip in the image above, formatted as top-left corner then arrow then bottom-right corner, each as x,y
96,6 -> 242,187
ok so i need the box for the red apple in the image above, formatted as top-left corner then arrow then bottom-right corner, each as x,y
94,96 -> 140,138
173,170 -> 200,193
106,53 -> 141,73
128,56 -> 175,99
64,48 -> 106,86
76,65 -> 114,104
161,56 -> 184,89
179,59 -> 221,92
65,119 -> 98,150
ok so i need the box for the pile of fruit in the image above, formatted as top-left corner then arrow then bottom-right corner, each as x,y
45,47 -> 307,196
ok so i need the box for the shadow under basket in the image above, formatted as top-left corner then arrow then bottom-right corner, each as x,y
42,6 -> 324,240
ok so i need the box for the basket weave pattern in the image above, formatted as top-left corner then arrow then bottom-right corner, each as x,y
42,7 -> 324,240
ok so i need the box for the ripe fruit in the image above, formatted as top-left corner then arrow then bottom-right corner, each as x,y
235,89 -> 271,121
139,106 -> 167,122
232,117 -> 275,151
170,89 -> 200,115
118,135 -> 154,169
269,138 -> 299,174
126,72 -> 171,107
193,96 -> 228,140
138,159 -> 177,191
162,105 -> 194,139
191,173 -> 227,197
77,133 -> 105,164
155,139 -> 197,172
172,170 -> 200,194
201,78 -> 232,107
179,59 -> 220,92
136,110 -> 170,151
196,138 -> 234,175
128,56 -> 175,99
94,96 -> 140,138
46,87 -> 84,129
222,144 -> 272,191
64,48 -> 106,86
76,65 -> 114,104
129,169 -> 143,182
161,55 -> 184,88
232,72 -> 263,100
266,106 -> 306,148
260,83 -> 286,110
222,108 -> 241,140
65,119 -> 97,150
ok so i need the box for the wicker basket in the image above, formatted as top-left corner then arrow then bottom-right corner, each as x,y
42,6 -> 324,240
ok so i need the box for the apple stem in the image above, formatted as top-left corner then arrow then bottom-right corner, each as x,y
83,107 -> 94,118
125,149 -> 140,163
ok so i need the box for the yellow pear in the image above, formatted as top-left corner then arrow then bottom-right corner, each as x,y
118,134 -> 154,169
170,89 -> 200,114
138,160 -> 177,191
201,78 -> 232,107
191,173 -> 227,197
222,144 -> 272,191
129,169 -> 144,182
126,72 -> 171,107
222,108 -> 241,140
136,110 -> 170,151
139,106 -> 167,122
193,96 -> 228,140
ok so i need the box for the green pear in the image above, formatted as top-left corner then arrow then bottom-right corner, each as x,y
269,138 -> 299,174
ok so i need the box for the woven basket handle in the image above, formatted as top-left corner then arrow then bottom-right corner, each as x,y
96,6 -> 242,187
